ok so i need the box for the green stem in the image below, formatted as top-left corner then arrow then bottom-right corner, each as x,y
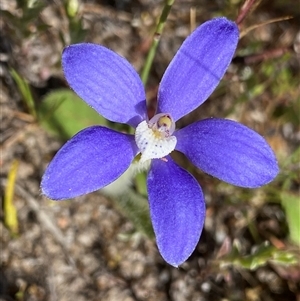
141,0 -> 175,86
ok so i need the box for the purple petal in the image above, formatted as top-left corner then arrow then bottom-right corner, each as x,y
175,118 -> 279,188
41,126 -> 138,200
62,43 -> 147,127
157,17 -> 239,121
147,156 -> 205,267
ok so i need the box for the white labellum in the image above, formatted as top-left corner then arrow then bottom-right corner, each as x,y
135,113 -> 177,163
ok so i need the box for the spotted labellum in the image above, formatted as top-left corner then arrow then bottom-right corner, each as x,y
41,18 -> 279,267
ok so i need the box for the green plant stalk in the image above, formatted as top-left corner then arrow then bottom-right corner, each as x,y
141,0 -> 175,86
281,191 -> 300,246
279,147 -> 300,246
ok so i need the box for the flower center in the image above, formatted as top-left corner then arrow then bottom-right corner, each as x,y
135,113 -> 177,163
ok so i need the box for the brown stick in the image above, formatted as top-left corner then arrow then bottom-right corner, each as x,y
236,0 -> 259,25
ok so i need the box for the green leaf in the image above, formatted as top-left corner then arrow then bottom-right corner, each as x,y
38,89 -> 108,140
4,160 -> 19,235
10,69 -> 36,119
281,192 -> 300,246
219,242 -> 298,270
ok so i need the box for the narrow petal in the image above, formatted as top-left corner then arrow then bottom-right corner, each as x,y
62,43 -> 147,127
175,118 -> 279,188
147,157 -> 205,267
41,126 -> 138,200
157,18 -> 239,121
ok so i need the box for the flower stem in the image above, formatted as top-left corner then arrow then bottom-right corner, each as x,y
141,0 -> 175,86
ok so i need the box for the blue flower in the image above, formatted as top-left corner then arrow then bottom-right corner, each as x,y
41,18 -> 279,267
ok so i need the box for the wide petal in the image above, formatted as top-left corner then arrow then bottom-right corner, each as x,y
41,126 -> 138,200
147,156 -> 205,267
62,43 -> 147,127
157,17 -> 239,121
175,118 -> 279,188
